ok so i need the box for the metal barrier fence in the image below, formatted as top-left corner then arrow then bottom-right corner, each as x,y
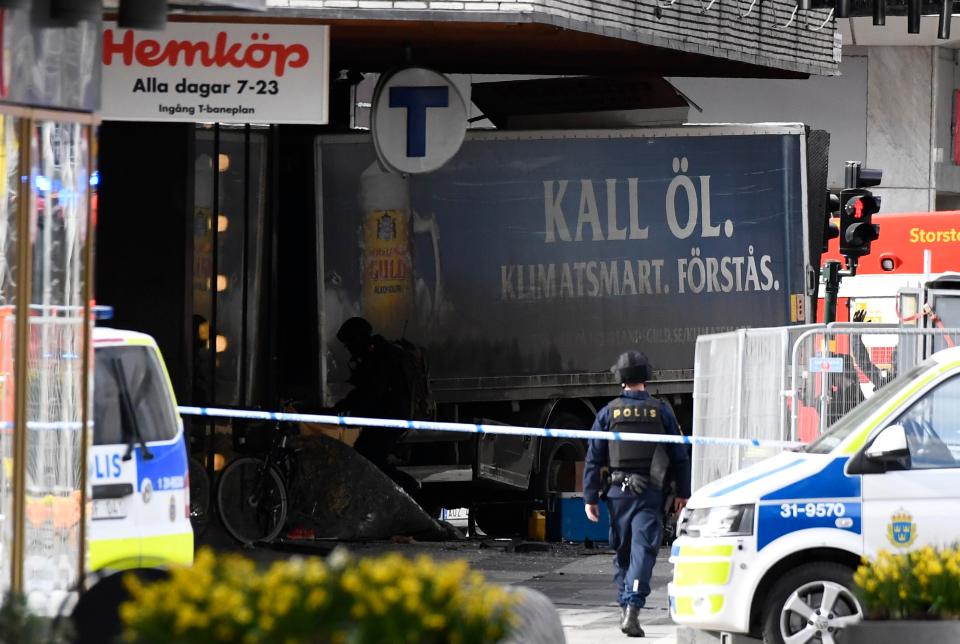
789,324 -> 960,440
692,325 -> 816,492
692,324 -> 960,491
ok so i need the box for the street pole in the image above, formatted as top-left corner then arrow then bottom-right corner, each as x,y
822,260 -> 842,324
822,259 -> 857,324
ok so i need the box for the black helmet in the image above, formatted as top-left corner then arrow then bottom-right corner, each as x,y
336,317 -> 373,346
611,351 -> 652,384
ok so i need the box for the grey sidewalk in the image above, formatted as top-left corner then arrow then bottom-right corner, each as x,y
560,608 -> 678,643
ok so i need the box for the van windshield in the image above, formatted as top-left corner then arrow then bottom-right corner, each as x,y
805,360 -> 935,454
94,346 -> 179,446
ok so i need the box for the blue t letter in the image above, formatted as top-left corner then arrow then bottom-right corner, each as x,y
389,86 -> 449,158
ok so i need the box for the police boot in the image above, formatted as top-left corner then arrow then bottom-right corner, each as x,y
619,605 -> 644,637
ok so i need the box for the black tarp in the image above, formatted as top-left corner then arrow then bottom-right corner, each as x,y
292,434 -> 458,541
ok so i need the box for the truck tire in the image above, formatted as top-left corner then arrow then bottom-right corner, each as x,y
760,562 -> 862,644
477,412 -> 588,538
533,413 -> 588,500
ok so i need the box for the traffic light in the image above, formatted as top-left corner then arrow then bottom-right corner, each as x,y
839,189 -> 881,258
821,193 -> 840,254
838,162 -> 882,262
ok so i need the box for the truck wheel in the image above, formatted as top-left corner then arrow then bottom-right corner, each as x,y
761,562 -> 862,644
534,413 -> 588,500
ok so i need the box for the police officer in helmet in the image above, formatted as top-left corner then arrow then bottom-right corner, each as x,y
333,317 -> 412,481
583,350 -> 691,637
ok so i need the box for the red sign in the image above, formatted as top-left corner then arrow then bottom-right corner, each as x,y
102,28 -> 310,78
100,23 -> 330,124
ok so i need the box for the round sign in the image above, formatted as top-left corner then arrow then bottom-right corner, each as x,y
371,67 -> 467,174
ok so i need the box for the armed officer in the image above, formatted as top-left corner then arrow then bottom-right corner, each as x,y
583,350 -> 691,638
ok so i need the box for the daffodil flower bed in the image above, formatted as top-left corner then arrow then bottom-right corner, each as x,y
853,546 -> 960,620
120,547 -> 518,644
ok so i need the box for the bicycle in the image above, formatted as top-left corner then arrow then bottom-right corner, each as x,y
215,419 -> 301,545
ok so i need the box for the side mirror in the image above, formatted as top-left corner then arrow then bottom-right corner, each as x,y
866,424 -> 909,461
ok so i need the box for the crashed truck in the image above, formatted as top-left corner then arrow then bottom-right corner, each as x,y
691,268 -> 960,494
309,123 -> 832,537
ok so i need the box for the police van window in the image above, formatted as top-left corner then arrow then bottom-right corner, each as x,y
806,360 -> 933,454
94,349 -> 124,445
94,346 -> 178,446
892,374 -> 960,469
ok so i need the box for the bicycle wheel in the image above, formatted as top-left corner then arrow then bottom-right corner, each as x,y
188,456 -> 211,537
216,456 -> 287,545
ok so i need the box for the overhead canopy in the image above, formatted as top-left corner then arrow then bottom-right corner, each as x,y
471,76 -> 698,128
221,0 -> 839,79
295,18 -> 820,78
171,0 -> 267,8
104,1 -> 268,12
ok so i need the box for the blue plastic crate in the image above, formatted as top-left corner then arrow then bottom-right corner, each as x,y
559,494 -> 609,543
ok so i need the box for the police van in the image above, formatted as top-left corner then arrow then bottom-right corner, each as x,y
670,345 -> 960,644
88,327 -> 193,571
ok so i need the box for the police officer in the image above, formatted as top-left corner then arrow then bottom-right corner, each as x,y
333,317 -> 413,485
583,350 -> 691,638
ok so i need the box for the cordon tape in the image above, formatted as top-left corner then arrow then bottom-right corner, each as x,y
177,406 -> 804,450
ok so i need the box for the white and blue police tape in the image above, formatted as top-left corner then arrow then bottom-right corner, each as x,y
0,421 -> 89,431
178,406 -> 804,450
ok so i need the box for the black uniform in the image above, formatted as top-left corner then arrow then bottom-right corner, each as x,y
334,330 -> 411,470
583,390 -> 691,609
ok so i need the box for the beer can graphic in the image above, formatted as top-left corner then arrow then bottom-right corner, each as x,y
359,163 -> 413,337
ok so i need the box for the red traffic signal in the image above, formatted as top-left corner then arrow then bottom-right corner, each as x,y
840,190 -> 881,258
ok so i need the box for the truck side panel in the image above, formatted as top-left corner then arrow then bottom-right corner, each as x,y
318,130 -> 808,389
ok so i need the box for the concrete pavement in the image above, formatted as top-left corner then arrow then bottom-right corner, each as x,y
559,608 -> 678,643
507,547 -> 678,643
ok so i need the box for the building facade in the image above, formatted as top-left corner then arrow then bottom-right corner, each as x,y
674,19 -> 960,212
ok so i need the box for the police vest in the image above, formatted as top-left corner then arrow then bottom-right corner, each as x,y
608,397 -> 664,470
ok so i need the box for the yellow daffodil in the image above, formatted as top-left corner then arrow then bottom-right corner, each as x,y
118,548 -> 515,643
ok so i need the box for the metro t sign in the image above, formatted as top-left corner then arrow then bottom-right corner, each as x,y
371,67 -> 468,175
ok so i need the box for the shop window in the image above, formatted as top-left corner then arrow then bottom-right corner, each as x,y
192,125 -> 268,408
0,113 -> 21,599
22,117 -> 93,605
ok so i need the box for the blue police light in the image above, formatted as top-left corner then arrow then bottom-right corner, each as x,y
35,175 -> 52,192
93,305 -> 114,321
89,171 -> 100,187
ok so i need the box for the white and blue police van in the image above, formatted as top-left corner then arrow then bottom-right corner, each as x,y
670,345 -> 960,644
88,327 -> 193,571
